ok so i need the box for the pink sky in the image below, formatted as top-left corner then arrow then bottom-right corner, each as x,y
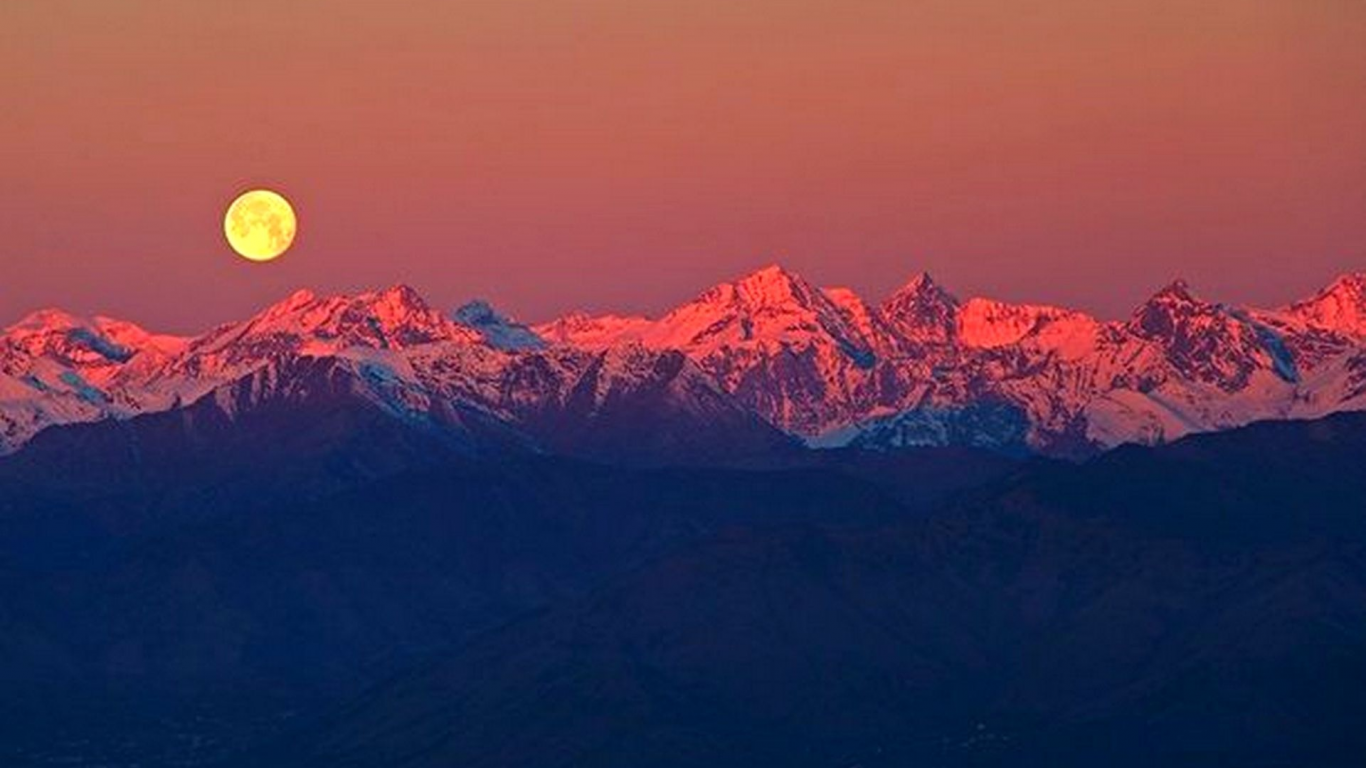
2,0 -> 1364,332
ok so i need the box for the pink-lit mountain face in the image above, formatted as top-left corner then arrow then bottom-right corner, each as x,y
4,266 -> 1366,457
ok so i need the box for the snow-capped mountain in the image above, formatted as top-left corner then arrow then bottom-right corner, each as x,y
3,266 -> 1366,458
0,309 -> 188,451
534,265 -> 1366,455
452,300 -> 545,351
879,272 -> 959,348
536,265 -> 883,434
0,284 -> 788,462
1286,273 -> 1366,337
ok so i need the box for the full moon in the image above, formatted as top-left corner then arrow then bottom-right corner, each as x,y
224,189 -> 297,262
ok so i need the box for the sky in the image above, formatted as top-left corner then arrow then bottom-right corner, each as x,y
2,0 -> 1365,332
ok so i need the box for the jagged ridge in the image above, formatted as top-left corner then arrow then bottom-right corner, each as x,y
4,266 -> 1366,457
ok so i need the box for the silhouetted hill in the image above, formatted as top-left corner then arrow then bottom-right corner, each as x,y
0,389 -> 1013,765
276,414 -> 1366,768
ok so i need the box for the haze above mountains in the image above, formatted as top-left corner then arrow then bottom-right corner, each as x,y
4,264 -> 1365,460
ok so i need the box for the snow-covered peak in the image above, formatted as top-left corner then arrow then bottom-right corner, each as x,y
651,265 -> 869,354
1126,278 -> 1293,390
269,288 -> 318,315
1154,278 -> 1196,302
6,307 -> 91,334
2,308 -> 138,372
535,267 -> 881,359
1315,272 -> 1366,298
1288,273 -> 1366,336
729,264 -> 822,308
880,272 -> 959,345
533,312 -> 653,349
956,297 -> 1089,349
453,300 -> 545,351
2,308 -> 185,362
0,308 -> 189,432
1127,279 -> 1209,339
676,264 -> 826,320
886,272 -> 957,306
365,284 -> 435,328
142,286 -> 482,402
226,284 -> 476,353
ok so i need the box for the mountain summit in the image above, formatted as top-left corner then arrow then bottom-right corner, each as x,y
1288,272 -> 1366,336
880,272 -> 959,346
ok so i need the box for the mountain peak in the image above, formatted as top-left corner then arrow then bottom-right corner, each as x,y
673,264 -> 825,322
283,288 -> 317,305
1309,272 -> 1366,305
744,263 -> 792,281
902,271 -> 943,293
253,285 -> 433,326
180,285 -> 477,377
884,272 -> 960,311
1,308 -> 140,372
729,264 -> 818,307
1125,277 -> 1293,390
453,300 -> 545,351
642,264 -> 879,371
359,284 -> 435,325
1128,278 -> 1208,326
252,289 -> 322,325
1290,272 -> 1366,335
880,271 -> 959,345
374,283 -> 426,304
955,297 -> 1090,349
7,307 -> 90,333
1146,278 -> 1202,306
1130,279 -> 1210,334
452,299 -> 499,323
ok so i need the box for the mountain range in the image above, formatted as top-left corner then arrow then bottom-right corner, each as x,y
2,269 -> 1365,765
5,265 -> 1366,459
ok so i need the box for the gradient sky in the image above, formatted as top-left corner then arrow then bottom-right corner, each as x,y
3,0 -> 1364,332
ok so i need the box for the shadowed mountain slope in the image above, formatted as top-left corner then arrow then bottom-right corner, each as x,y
277,414 -> 1366,768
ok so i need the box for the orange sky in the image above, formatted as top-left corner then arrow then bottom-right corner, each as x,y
3,0 -> 1365,331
